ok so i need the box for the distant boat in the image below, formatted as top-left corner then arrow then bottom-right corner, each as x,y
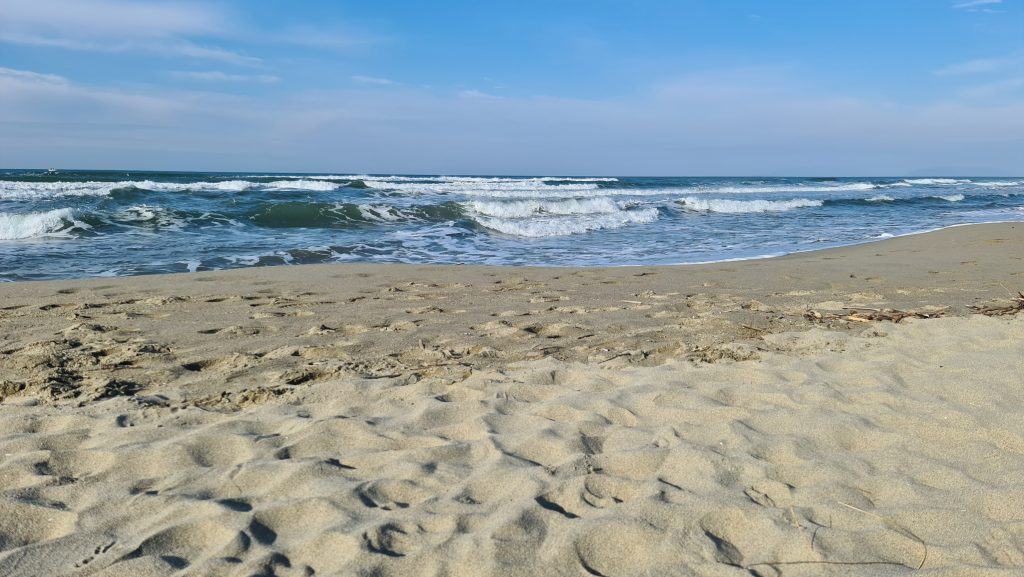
46,168 -> 58,174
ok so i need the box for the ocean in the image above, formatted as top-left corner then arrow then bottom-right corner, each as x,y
1,170 -> 1022,281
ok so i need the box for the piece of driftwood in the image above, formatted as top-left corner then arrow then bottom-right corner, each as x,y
804,307 -> 946,324
970,291 -> 1024,316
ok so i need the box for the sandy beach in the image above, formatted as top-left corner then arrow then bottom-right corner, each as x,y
0,222 -> 1022,576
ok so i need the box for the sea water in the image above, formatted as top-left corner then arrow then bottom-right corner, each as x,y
1,171 -> 1021,281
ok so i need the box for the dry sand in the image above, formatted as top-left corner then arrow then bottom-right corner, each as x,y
0,223 -> 1023,576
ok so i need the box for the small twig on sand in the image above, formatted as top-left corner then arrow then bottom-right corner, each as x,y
598,352 -> 632,364
743,502 -> 928,572
838,502 -> 928,570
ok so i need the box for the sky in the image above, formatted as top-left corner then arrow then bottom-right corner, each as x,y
0,0 -> 1022,175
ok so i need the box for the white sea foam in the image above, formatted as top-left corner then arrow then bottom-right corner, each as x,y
973,180 -> 1023,187
444,176 -> 618,183
688,183 -> 879,195
259,175 -> 620,183
109,180 -> 255,193
933,194 -> 965,202
957,206 -> 1024,218
677,197 -> 823,213
0,180 -> 127,200
0,208 -> 77,240
466,197 -> 623,218
118,206 -> 161,221
355,204 -> 405,222
116,205 -> 187,229
0,178 -> 349,199
866,195 -> 894,202
264,180 -> 340,191
474,207 -> 658,237
902,178 -> 971,185
363,180 -> 602,197
197,180 -> 254,192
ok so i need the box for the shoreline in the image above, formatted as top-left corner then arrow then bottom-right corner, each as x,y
2,219 -> 1022,287
652,218 -> 1024,268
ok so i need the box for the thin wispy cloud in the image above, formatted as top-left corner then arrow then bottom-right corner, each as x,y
0,0 -> 225,36
0,66 -> 68,86
0,66 -> 188,120
935,57 -> 1005,76
934,52 -> 1024,81
458,89 -> 506,100
170,44 -> 262,67
0,0 -> 261,65
937,51 -> 1024,100
274,26 -> 385,50
351,75 -> 395,86
172,71 -> 280,83
952,0 -> 1003,11
959,77 -> 1024,98
0,32 -> 263,66
0,0 -> 381,67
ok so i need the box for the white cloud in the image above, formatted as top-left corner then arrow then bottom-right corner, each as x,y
952,0 -> 1003,11
0,0 -> 382,68
0,0 -> 225,36
274,26 -> 384,50
935,57 -> 1006,76
0,66 -> 68,85
934,53 -> 1024,100
959,77 -> 1024,98
0,31 -> 262,65
170,43 -> 261,67
351,75 -> 395,86
0,66 -> 189,123
458,89 -> 505,99
172,71 -> 280,83
0,0 -> 260,65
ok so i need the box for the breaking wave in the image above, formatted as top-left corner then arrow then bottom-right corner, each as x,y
973,180 -> 1024,188
465,197 -> 624,218
473,208 -> 659,237
677,197 -> 823,213
0,178 -> 359,199
362,180 -> 603,196
0,208 -> 80,240
687,183 -> 881,195
263,180 -> 341,191
902,178 -> 971,185
256,175 -> 620,183
250,201 -> 464,228
0,181 -> 130,200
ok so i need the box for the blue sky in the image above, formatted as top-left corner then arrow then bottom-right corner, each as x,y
1,0 -> 1022,175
